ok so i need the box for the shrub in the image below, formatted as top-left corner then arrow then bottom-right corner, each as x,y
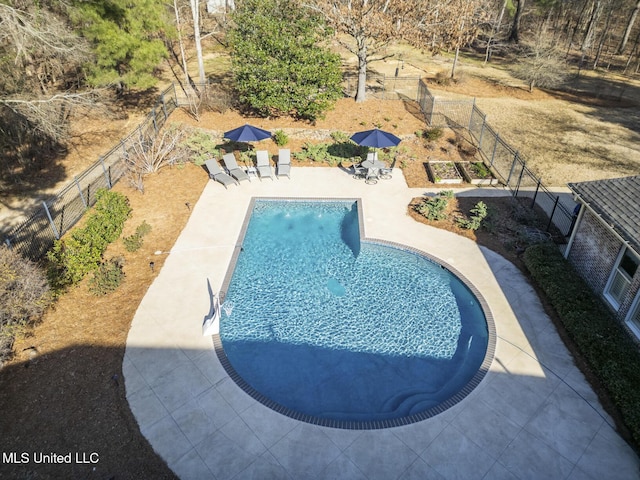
273,129 -> 289,146
0,246 -> 51,364
123,221 -> 152,252
415,192 -> 451,221
47,190 -> 131,291
434,70 -> 451,86
182,130 -> 218,166
523,244 -> 640,449
89,257 -> 125,295
424,128 -> 443,142
330,131 -> 349,143
457,201 -> 488,230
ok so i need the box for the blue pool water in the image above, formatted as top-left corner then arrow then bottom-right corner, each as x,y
219,200 -> 489,424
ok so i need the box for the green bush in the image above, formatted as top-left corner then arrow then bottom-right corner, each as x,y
415,192 -> 451,221
0,247 -> 51,363
273,129 -> 289,146
123,221 -> 152,252
424,128 -> 443,142
89,257 -> 125,295
47,190 -> 131,291
330,131 -> 349,143
523,244 -> 640,449
457,201 -> 488,230
182,130 -> 218,166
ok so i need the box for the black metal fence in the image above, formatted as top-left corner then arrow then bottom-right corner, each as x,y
5,77 -> 578,260
4,84 -> 179,261
418,80 -> 576,237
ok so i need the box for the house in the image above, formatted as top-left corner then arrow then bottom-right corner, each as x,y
564,175 -> 640,340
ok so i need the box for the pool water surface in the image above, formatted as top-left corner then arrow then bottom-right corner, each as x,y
218,199 -> 492,427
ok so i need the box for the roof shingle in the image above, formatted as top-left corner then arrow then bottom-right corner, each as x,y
568,175 -> 640,255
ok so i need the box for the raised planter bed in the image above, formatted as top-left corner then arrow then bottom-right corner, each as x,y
457,161 -> 498,186
427,160 -> 463,184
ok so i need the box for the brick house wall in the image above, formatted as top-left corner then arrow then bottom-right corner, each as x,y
568,210 -> 622,293
568,209 -> 640,324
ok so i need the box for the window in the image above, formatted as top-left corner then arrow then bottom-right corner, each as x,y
605,247 -> 639,309
626,293 -> 640,340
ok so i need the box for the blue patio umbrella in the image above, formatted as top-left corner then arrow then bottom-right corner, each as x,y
350,128 -> 401,149
223,124 -> 272,143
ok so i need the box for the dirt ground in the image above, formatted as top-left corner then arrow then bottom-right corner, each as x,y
2,43 -> 639,478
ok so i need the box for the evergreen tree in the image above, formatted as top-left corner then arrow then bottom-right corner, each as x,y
70,0 -> 171,90
229,0 -> 342,121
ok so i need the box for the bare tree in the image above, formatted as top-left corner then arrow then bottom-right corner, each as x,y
484,0 -> 508,64
618,0 -> 640,54
190,0 -> 207,84
124,127 -> 188,193
0,4 -> 104,145
511,28 -> 568,92
308,0 -> 444,102
508,0 -> 526,43
437,0 -> 488,78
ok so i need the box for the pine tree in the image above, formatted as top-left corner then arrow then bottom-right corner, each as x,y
229,0 -> 342,121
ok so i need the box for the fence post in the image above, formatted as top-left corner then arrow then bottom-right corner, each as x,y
152,108 -> 158,134
468,98 -> 476,131
478,113 -> 485,148
506,150 -> 519,187
547,196 -> 560,232
100,156 -> 112,188
5,238 -> 12,249
42,201 -> 60,240
514,160 -> 526,196
490,133 -> 499,167
429,97 -> 436,126
74,177 -> 88,208
161,93 -> 168,120
531,179 -> 541,208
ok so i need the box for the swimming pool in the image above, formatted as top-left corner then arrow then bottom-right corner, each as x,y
216,198 -> 494,428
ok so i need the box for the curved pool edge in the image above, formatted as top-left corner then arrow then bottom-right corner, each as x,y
212,198 -> 496,430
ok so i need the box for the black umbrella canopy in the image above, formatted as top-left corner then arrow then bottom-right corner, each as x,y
350,128 -> 401,149
223,124 -> 272,143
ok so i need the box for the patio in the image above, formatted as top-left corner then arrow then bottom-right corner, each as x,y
124,167 -> 639,480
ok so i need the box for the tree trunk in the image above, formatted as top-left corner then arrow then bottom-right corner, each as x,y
355,37 -> 367,103
451,46 -> 460,78
618,0 -> 640,54
174,0 -> 191,90
485,0 -> 508,64
593,2 -> 613,69
509,0 -> 525,43
190,0 -> 206,84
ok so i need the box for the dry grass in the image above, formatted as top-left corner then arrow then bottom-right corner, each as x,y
0,164 -> 206,479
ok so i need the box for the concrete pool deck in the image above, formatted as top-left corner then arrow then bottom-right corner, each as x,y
124,168 -> 640,480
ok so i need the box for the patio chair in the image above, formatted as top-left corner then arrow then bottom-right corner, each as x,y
365,167 -> 379,185
352,163 -> 366,179
222,153 -> 251,183
380,157 -> 395,180
256,150 -> 274,180
276,149 -> 291,178
204,159 -> 239,189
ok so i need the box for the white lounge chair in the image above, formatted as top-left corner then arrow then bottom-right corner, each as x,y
277,149 -> 291,178
222,153 -> 251,183
256,150 -> 274,180
204,159 -> 239,189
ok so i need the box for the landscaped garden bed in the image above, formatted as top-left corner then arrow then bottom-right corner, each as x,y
457,161 -> 499,185
426,160 -> 463,184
